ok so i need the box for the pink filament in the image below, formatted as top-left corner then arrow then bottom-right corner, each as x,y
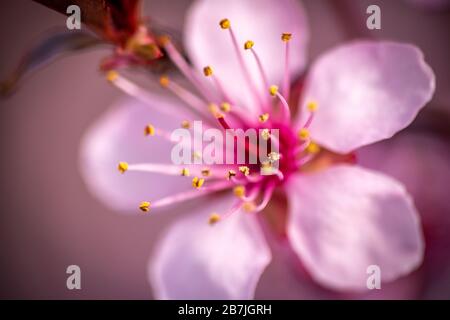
303,111 -> 315,128
212,76 -> 235,105
253,183 -> 275,213
250,48 -> 270,109
282,40 -> 290,100
275,91 -> 291,121
221,202 -> 244,220
227,27 -> 264,112
296,153 -> 314,168
241,185 -> 260,202
112,76 -> 193,119
152,180 -> 233,209
128,163 -> 229,178
166,80 -> 209,116
165,41 -> 217,103
217,116 -> 232,130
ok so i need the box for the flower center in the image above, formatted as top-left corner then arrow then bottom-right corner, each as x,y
106,18 -> 325,224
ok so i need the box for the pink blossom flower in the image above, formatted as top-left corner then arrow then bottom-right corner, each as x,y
80,0 -> 435,299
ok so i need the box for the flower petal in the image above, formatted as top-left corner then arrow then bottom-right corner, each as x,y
79,97 -> 191,212
149,196 -> 271,299
184,0 -> 309,108
286,165 -> 424,290
298,41 -> 435,153
258,239 -> 422,299
357,132 -> 450,229
358,132 -> 450,299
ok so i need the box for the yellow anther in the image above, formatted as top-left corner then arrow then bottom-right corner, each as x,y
260,162 -> 273,175
244,40 -> 254,50
268,152 -> 281,163
261,161 -> 271,169
201,168 -> 211,177
239,166 -> 250,176
139,201 -> 151,213
258,113 -> 269,123
233,185 -> 245,198
106,70 -> 119,82
281,33 -> 292,42
208,213 -> 221,225
192,176 -> 205,189
220,102 -> 231,113
181,120 -> 191,129
298,128 -> 309,140
159,75 -> 170,87
269,85 -> 279,96
243,202 -> 256,213
208,103 -> 218,113
134,43 -> 160,60
193,151 -> 202,161
261,129 -> 270,140
219,18 -> 230,29
157,35 -> 171,47
181,168 -> 190,176
203,66 -> 213,77
118,161 -> 129,174
208,103 -> 223,119
144,124 -> 155,136
307,101 -> 318,112
306,142 -> 320,154
227,170 -> 236,180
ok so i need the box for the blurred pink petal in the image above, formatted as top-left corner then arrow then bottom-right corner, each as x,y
184,0 -> 309,108
336,0 -> 450,113
79,97 -> 190,212
286,165 -> 424,290
148,195 -> 271,299
358,133 -> 450,229
358,132 -> 450,298
257,238 -> 422,299
298,41 -> 435,153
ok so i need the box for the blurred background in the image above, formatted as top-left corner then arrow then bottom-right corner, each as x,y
0,0 -> 449,299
